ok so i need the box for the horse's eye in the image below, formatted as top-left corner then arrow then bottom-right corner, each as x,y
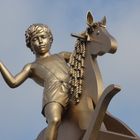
96,30 -> 100,35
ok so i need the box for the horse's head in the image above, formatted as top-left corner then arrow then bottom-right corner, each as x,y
72,12 -> 118,56
86,11 -> 118,55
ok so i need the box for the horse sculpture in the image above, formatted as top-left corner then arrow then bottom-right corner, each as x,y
36,12 -> 140,140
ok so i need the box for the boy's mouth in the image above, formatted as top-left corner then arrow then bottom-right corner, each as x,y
39,45 -> 46,48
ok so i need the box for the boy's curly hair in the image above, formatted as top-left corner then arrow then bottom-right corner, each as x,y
25,23 -> 53,52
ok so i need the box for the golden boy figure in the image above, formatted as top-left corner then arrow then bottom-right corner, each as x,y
0,24 -> 71,140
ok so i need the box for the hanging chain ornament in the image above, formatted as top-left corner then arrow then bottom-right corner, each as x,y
69,40 -> 86,104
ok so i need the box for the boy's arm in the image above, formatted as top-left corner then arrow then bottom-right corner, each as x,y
59,51 -> 72,63
0,62 -> 32,88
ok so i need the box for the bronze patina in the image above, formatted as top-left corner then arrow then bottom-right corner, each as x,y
0,11 -> 140,140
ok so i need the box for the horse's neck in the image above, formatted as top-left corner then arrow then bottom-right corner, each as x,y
83,47 -> 104,105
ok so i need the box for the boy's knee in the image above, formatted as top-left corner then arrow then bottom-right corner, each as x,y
51,116 -> 61,126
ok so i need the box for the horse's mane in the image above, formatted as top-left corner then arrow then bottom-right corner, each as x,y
69,40 -> 86,104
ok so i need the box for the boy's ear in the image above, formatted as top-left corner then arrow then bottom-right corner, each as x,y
30,45 -> 35,54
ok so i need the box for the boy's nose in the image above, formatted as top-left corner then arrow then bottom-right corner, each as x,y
38,37 -> 43,43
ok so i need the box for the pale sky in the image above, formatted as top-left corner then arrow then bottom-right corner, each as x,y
0,0 -> 140,140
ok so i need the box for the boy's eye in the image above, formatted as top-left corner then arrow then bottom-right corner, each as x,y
41,35 -> 47,38
32,37 -> 37,41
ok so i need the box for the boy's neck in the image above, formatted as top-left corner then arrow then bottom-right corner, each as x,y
35,52 -> 51,60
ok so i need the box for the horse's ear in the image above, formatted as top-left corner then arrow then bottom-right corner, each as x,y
87,11 -> 94,26
101,16 -> 106,26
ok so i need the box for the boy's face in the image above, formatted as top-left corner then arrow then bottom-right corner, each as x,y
30,31 -> 51,55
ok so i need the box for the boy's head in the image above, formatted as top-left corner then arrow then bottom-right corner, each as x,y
25,23 -> 53,53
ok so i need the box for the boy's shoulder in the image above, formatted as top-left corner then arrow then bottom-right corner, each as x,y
58,51 -> 72,57
23,63 -> 33,70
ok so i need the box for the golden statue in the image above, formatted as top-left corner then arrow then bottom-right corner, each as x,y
0,23 -> 71,140
0,11 -> 140,140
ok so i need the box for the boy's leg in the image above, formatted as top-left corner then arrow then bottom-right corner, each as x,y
43,102 -> 63,140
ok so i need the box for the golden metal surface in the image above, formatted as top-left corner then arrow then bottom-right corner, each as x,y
57,11 -> 139,140
82,85 -> 121,140
0,12 -> 140,140
0,23 -> 71,140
